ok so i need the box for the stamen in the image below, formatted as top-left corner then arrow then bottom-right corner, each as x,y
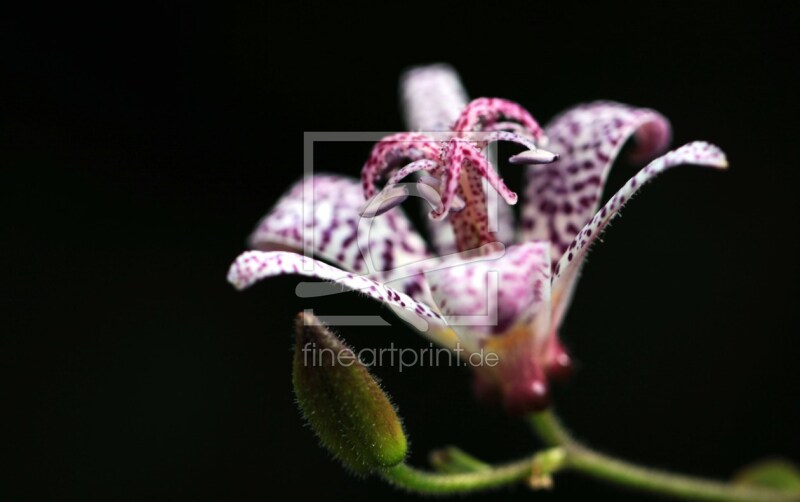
361,133 -> 440,198
453,98 -> 545,141
509,149 -> 560,165
358,185 -> 409,217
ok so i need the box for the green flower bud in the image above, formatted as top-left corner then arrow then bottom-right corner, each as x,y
292,312 -> 407,475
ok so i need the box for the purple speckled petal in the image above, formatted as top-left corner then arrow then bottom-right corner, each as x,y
551,142 -> 728,327
228,251 -> 446,331
248,174 -> 433,302
425,242 -> 554,414
427,223 -> 458,256
401,64 -> 468,132
521,102 -> 672,264
424,242 -> 551,337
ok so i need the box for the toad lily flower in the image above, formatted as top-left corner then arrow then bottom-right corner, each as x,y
227,64 -> 727,415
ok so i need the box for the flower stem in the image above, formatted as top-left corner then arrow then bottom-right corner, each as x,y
429,446 -> 491,473
381,457 -> 535,494
381,447 -> 567,494
379,409 -> 798,500
530,410 -> 800,502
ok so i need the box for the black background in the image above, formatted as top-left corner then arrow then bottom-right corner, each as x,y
5,2 -> 800,500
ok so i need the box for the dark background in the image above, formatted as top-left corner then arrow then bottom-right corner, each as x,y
5,2 -> 799,500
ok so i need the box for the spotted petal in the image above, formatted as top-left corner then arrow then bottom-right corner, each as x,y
551,142 -> 728,327
228,251 -> 447,333
401,63 -> 468,132
424,242 -> 554,414
522,102 -> 672,264
425,242 -> 551,338
248,174 -> 432,301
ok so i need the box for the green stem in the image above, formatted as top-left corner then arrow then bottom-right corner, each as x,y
530,410 -> 800,502
529,408 -> 572,447
381,457 -> 535,494
379,409 -> 798,500
429,446 -> 491,473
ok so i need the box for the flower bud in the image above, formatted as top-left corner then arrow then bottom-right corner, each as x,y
292,312 -> 407,474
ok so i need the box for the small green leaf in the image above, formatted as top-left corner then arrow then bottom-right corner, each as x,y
734,459 -> 800,492
292,312 -> 407,475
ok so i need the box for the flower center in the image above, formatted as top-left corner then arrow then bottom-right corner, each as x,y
359,99 -> 558,255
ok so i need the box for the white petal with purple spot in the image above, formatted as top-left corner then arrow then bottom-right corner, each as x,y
551,141 -> 728,327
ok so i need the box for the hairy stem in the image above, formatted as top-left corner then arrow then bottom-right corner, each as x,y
380,410 -> 799,500
529,410 -> 800,502
429,446 -> 491,473
381,457 -> 536,494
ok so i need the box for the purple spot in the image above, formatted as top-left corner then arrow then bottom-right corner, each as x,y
539,200 -> 557,214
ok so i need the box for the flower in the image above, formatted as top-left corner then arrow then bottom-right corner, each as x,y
228,64 -> 727,415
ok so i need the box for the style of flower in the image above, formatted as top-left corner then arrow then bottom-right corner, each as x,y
227,64 -> 727,414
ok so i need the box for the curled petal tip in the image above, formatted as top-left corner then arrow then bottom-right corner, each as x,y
674,141 -> 728,170
509,149 -> 559,165
227,270 -> 246,290
709,148 -> 729,169
226,251 -> 256,290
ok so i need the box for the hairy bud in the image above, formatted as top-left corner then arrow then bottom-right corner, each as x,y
292,312 -> 407,474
